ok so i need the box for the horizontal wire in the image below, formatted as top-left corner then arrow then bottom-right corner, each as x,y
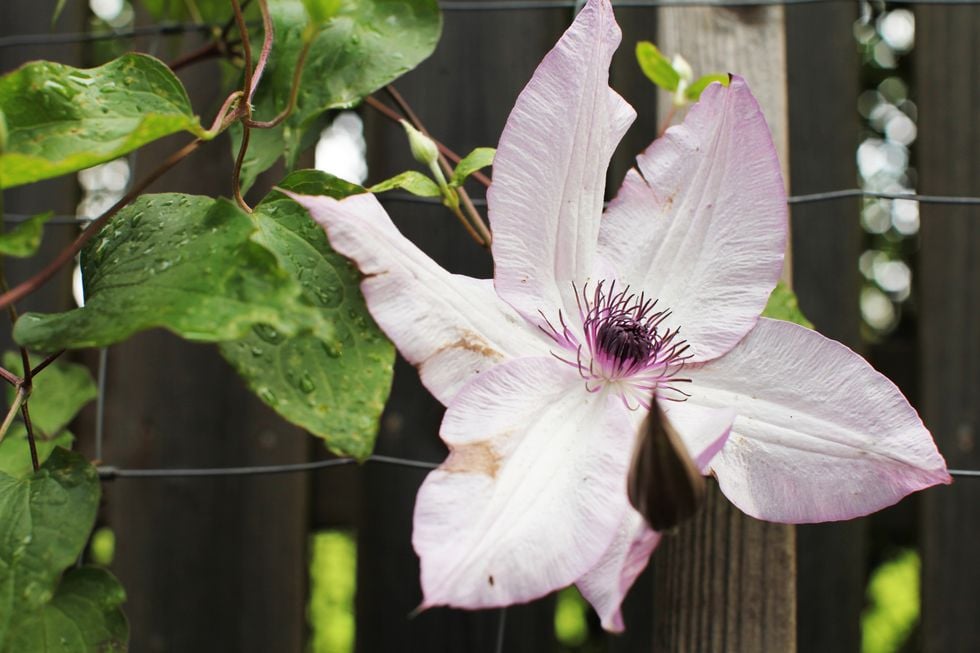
4,0 -> 980,50
97,453 -> 438,479
4,187 -> 978,225
949,468 -> 980,478
376,189 -> 980,208
97,458 -> 979,479
444,0 -> 980,8
0,23 -> 213,50
788,189 -> 980,205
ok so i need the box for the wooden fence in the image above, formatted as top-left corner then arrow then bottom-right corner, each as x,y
1,1 -> 977,651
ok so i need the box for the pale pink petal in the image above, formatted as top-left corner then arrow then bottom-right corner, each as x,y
686,318 -> 952,523
660,399 -> 736,472
598,76 -> 787,362
412,356 -> 634,608
288,191 -> 549,405
576,404 -> 729,631
489,0 -> 635,324
576,510 -> 660,632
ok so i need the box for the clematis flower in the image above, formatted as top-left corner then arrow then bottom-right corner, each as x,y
288,0 -> 950,632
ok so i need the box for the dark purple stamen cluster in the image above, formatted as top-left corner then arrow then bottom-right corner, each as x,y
541,281 -> 693,409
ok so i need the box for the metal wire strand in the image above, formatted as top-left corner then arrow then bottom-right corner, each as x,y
97,454 -> 439,479
5,0 -> 980,51
374,189 -> 980,209
96,459 -> 980,480
0,23 -> 213,49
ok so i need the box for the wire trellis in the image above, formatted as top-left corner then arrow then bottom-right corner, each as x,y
5,188 -> 980,225
5,0 -> 980,51
1,1 -> 976,650
95,458 -> 980,480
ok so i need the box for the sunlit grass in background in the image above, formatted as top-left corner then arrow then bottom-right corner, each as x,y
862,549 -> 920,653
309,530 -> 357,653
554,586 -> 589,647
88,526 -> 116,566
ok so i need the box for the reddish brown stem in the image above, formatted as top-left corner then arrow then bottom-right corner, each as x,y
249,0 -> 274,103
233,126 -> 253,212
20,401 -> 39,472
0,366 -> 19,386
244,36 -> 311,129
230,0 -> 254,104
31,350 -> 65,377
168,40 -> 223,72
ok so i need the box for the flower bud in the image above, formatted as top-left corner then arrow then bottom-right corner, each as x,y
671,54 -> 694,107
401,120 -> 439,167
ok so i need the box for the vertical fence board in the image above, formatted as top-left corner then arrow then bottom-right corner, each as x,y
93,44 -> 310,651
917,6 -> 980,652
355,5 -> 568,651
786,4 -> 866,653
652,6 -> 796,652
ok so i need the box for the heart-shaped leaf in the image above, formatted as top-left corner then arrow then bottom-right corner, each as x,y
0,54 -> 208,188
220,171 -> 394,458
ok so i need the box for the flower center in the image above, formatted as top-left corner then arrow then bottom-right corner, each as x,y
595,317 -> 654,370
541,281 -> 692,410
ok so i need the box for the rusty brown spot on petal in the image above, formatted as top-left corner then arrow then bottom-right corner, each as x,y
433,330 -> 504,361
443,441 -> 501,478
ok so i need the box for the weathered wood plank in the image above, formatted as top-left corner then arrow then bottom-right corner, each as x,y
652,6 -> 796,652
917,6 -> 980,652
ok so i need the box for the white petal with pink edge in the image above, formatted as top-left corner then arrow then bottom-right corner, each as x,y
660,399 -> 736,472
286,191 -> 550,405
685,318 -> 951,523
577,402 -> 730,631
489,0 -> 635,325
598,76 -> 786,363
413,356 -> 634,608
576,510 -> 660,632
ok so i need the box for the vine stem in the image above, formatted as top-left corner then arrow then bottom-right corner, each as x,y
249,0 -> 274,103
230,0 -> 254,103
233,126 -> 253,212
20,400 -> 39,472
384,87 -> 494,247
244,36 -> 311,129
363,96 -> 492,189
0,386 -> 25,446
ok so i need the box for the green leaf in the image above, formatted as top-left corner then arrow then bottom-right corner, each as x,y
0,212 -> 53,258
221,171 -> 394,459
685,73 -> 730,101
450,147 -> 494,187
0,353 -> 94,479
235,0 -> 442,192
2,352 -> 97,436
0,426 -> 73,479
636,41 -> 680,92
13,193 -> 335,351
369,170 -> 441,197
0,54 -> 208,189
302,0 -> 342,24
0,449 -> 127,651
2,567 -> 128,653
762,280 -> 814,329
